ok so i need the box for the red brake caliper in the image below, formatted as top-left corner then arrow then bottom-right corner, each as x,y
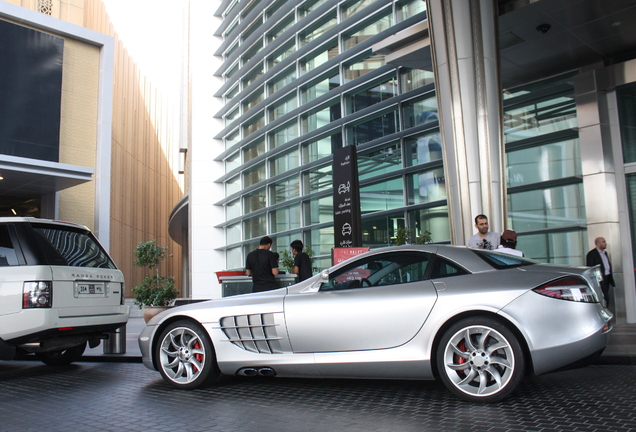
194,342 -> 203,372
456,341 -> 466,377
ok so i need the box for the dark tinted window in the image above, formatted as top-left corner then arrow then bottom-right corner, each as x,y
32,224 -> 116,269
472,249 -> 536,269
431,257 -> 468,279
321,252 -> 430,290
0,225 -> 18,266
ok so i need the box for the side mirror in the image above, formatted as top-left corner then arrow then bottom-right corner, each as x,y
320,269 -> 329,282
301,269 -> 329,293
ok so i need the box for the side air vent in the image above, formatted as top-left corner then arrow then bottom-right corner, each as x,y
220,313 -> 283,354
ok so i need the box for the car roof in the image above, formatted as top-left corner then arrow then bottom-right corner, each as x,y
0,217 -> 89,231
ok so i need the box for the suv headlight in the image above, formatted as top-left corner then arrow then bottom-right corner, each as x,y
23,281 -> 53,308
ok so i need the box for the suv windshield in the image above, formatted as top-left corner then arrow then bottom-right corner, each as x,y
471,249 -> 537,269
32,224 -> 117,269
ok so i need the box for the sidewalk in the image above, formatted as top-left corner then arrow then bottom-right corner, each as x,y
82,318 -> 636,365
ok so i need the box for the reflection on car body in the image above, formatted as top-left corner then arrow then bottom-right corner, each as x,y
139,245 -> 612,402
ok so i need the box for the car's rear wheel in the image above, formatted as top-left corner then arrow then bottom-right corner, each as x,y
155,320 -> 221,389
437,316 -> 524,403
36,342 -> 86,366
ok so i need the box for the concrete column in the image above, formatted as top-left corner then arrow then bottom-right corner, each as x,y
426,0 -> 505,244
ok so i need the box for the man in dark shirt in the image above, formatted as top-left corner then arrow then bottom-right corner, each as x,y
245,236 -> 279,292
290,239 -> 312,282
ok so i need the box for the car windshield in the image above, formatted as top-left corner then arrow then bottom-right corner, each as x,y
471,249 -> 538,269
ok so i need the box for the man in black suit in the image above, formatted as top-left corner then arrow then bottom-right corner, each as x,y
586,237 -> 614,307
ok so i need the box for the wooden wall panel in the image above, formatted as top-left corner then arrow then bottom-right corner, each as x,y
82,0 -> 185,299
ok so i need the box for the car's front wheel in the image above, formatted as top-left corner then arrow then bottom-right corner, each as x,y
437,316 -> 524,403
36,342 -> 86,366
155,320 -> 221,389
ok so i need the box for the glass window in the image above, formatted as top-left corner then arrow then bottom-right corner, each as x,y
241,14 -> 263,42
300,70 -> 340,104
346,74 -> 397,114
0,225 -> 19,266
431,257 -> 468,278
503,92 -> 577,143
301,100 -> 341,134
402,94 -> 438,129
616,83 -> 636,163
226,199 -> 241,220
299,11 -> 337,47
341,0 -> 376,20
225,151 -> 240,174
272,231 -> 302,256
227,246 -> 242,270
348,108 -> 398,146
517,229 -> 587,265
400,68 -> 435,93
404,130 -> 442,167
268,93 -> 297,122
358,141 -> 401,180
300,39 -> 339,75
361,211 -> 404,248
243,161 -> 266,188
508,183 -> 586,231
307,225 -> 335,255
268,66 -> 296,95
242,65 -> 264,89
304,195 -> 333,225
242,112 -> 265,138
225,128 -> 241,150
224,16 -> 239,36
269,121 -> 298,149
242,87 -> 264,113
242,40 -> 263,65
227,222 -> 241,244
397,0 -> 426,22
270,175 -> 300,205
269,147 -> 299,177
360,177 -> 404,214
225,62 -> 239,81
267,12 -> 294,43
243,137 -> 266,163
321,251 -> 430,290
303,164 -> 333,194
407,205 -> 450,243
506,138 -> 581,187
243,187 -> 267,214
266,0 -> 287,18
267,39 -> 295,70
343,52 -> 385,83
407,168 -> 446,205
302,131 -> 341,163
225,105 -> 240,123
298,0 -> 329,18
625,173 -> 636,267
226,175 -> 241,197
242,0 -> 262,18
270,204 -> 301,233
33,224 -> 116,268
243,214 -> 267,240
342,8 -> 392,51
225,41 -> 239,60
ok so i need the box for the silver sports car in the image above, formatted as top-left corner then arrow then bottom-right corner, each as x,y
138,245 -> 612,402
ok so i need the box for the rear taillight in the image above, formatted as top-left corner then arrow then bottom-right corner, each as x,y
533,277 -> 598,303
23,281 -> 53,308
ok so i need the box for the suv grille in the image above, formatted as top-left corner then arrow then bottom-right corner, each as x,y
220,313 -> 283,354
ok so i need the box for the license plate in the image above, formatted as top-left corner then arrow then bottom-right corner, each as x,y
78,283 -> 104,294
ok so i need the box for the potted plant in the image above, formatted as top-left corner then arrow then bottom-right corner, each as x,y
132,240 -> 179,322
279,245 -> 319,274
394,227 -> 432,245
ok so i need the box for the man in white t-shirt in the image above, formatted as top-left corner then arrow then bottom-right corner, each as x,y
466,214 -> 500,250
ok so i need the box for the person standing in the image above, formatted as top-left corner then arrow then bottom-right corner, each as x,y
586,237 -> 614,307
466,214 -> 500,250
290,239 -> 312,282
496,230 -> 524,257
245,236 -> 279,293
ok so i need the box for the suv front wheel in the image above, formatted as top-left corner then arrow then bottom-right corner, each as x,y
35,342 -> 87,366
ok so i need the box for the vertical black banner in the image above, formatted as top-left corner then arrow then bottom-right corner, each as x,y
333,146 -> 362,248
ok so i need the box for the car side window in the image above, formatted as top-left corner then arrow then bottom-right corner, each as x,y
0,225 -> 19,266
431,257 -> 468,279
321,252 -> 431,291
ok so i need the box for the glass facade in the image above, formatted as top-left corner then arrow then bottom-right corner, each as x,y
217,0 -> 443,269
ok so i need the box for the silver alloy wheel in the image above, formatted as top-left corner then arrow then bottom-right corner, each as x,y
159,326 -> 207,385
442,325 -> 515,398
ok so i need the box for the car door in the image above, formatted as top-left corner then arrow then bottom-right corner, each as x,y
284,251 -> 437,353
